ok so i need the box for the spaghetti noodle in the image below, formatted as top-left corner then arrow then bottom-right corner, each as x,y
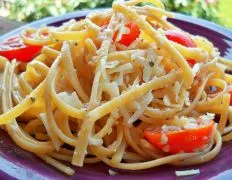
0,0 -> 231,176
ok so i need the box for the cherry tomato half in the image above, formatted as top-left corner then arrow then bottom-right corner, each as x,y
187,59 -> 197,67
0,35 -> 42,62
113,22 -> 141,46
165,30 -> 196,48
144,120 -> 214,154
165,30 -> 197,67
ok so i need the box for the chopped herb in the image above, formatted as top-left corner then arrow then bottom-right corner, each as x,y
149,61 -> 154,67
133,120 -> 142,127
30,97 -> 36,103
225,69 -> 232,75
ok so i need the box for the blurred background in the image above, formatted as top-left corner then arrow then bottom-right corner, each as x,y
0,0 -> 231,29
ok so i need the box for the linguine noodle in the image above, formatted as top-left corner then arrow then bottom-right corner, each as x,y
0,0 -> 231,176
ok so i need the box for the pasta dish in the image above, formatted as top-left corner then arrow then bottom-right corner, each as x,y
0,0 -> 232,176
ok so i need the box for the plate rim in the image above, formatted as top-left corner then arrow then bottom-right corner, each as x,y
0,8 -> 232,180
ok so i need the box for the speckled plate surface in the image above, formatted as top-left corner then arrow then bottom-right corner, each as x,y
0,9 -> 232,180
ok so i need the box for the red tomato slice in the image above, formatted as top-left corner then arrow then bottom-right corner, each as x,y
165,30 -> 196,48
144,121 -> 214,154
113,22 -> 141,46
187,59 -> 197,67
0,35 -> 42,62
165,30 -> 197,67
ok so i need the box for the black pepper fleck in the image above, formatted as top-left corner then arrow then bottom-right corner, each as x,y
30,97 -> 36,103
149,61 -> 154,67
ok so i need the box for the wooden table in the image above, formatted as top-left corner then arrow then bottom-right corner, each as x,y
0,17 -> 23,36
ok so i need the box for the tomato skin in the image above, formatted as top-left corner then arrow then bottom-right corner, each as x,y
165,30 -> 196,48
114,22 -> 141,46
144,121 -> 214,154
165,30 -> 197,67
187,59 -> 197,67
0,35 -> 42,62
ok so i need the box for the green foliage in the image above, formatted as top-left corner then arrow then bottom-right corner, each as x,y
219,0 -> 232,29
162,0 -> 220,24
1,0 -> 221,26
4,0 -> 114,22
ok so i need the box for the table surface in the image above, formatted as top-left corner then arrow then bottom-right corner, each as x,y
0,17 -> 23,36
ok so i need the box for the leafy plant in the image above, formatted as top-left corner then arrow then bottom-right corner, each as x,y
0,0 -> 221,26
162,0 -> 220,24
1,0 -> 114,22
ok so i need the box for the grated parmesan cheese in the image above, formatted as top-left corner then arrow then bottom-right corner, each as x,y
115,26 -> 130,42
58,92 -> 83,108
100,58 -> 108,81
161,134 -> 168,145
173,81 -> 181,103
153,65 -> 165,77
88,136 -> 103,146
143,62 -> 152,82
107,63 -> 133,74
11,123 -> 19,132
183,90 -> 190,106
108,169 -> 118,176
155,34 -> 165,45
109,44 -> 117,53
128,91 -> 153,124
184,123 -> 198,129
199,113 -> 215,124
175,169 -> 200,176
161,125 -> 168,133
131,51 -> 146,60
147,47 -> 157,63
105,61 -> 120,69
192,63 -> 200,77
114,72 -> 124,85
131,50 -> 155,82
102,82 -> 120,98
132,77 -> 140,88
163,95 -> 171,106
162,125 -> 181,133
111,110 -> 119,119
188,117 -> 198,123
120,107 -> 130,124
128,38 -> 142,49
1,85 -> 6,92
